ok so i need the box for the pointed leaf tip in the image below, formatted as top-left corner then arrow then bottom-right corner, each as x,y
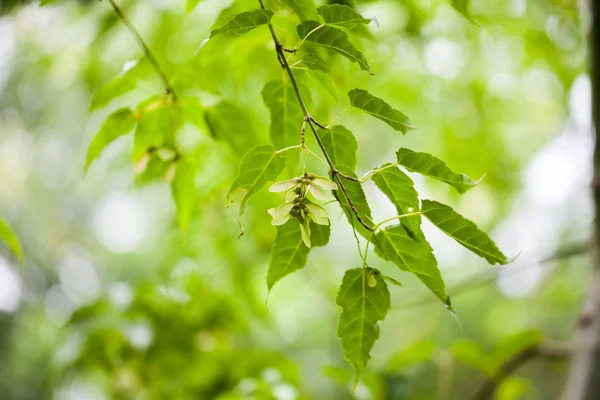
348,89 -> 413,133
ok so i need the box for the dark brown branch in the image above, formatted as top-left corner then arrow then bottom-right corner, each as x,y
472,343 -> 572,400
106,0 -> 176,100
257,0 -> 374,232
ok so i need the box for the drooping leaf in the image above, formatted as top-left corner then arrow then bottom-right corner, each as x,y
210,9 -> 274,37
374,224 -> 450,306
205,100 -> 259,155
293,52 -> 330,73
337,268 -> 390,381
371,164 -> 423,240
283,0 -> 319,20
90,59 -> 152,112
0,219 -> 23,266
348,89 -> 414,133
267,221 -> 330,290
422,200 -> 509,265
318,4 -> 371,28
396,148 -> 480,194
262,79 -> 312,150
334,165 -> 373,238
297,21 -> 372,73
171,158 -> 197,234
227,145 -> 285,217
320,125 -> 358,170
84,108 -> 136,172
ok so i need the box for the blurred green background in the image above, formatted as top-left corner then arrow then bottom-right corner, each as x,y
0,0 -> 592,398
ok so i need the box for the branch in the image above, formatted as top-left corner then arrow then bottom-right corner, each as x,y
106,0 -> 177,100
471,343 -> 573,400
257,0 -> 374,232
392,241 -> 590,310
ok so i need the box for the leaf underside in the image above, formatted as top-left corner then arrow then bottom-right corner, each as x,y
396,148 -> 479,194
227,145 -> 285,217
318,4 -> 371,28
210,9 -> 274,37
267,220 -> 330,290
337,268 -> 390,380
297,21 -> 372,73
348,89 -> 413,133
422,199 -> 509,265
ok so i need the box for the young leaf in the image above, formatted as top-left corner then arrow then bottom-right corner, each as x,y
171,158 -> 197,234
297,21 -> 372,74
283,0 -> 319,21
294,53 -> 330,73
318,4 -> 371,28
205,101 -> 259,155
396,148 -> 480,194
337,268 -> 390,381
90,59 -> 151,112
210,9 -> 274,37
227,145 -> 285,217
84,108 -> 136,172
422,200 -> 509,265
262,79 -> 312,150
348,89 -> 414,133
371,164 -> 423,240
0,219 -> 23,266
267,221 -> 330,290
334,165 -> 373,238
374,224 -> 449,305
320,125 -> 358,170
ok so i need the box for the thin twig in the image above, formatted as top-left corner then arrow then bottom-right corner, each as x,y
258,0 -> 374,232
393,241 -> 590,310
471,343 -> 572,400
107,0 -> 176,99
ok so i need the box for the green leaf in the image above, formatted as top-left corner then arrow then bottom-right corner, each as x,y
84,108 -> 136,172
451,0 -> 478,24
494,330 -> 541,363
133,103 -> 179,161
0,219 -> 23,266
262,79 -> 312,150
374,224 -> 450,306
210,9 -> 274,37
267,221 -> 330,290
227,145 -> 285,217
293,52 -> 330,73
297,21 -> 372,74
334,165 -> 373,238
205,101 -> 259,155
451,341 -> 496,377
371,164 -> 423,241
386,341 -> 436,372
318,4 -> 371,28
171,158 -> 197,234
422,200 -> 509,265
320,125 -> 358,170
283,0 -> 319,20
348,89 -> 414,133
337,268 -> 390,381
90,59 -> 152,112
396,148 -> 480,194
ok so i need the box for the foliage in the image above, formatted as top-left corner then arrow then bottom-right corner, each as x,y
0,0 -> 588,398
